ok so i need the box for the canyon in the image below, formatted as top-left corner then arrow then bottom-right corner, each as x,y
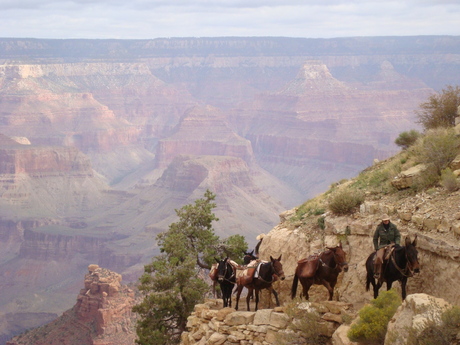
0,36 -> 459,343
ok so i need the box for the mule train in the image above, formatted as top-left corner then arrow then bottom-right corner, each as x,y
211,236 -> 420,310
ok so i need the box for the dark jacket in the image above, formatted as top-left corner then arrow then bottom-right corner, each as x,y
373,222 -> 401,250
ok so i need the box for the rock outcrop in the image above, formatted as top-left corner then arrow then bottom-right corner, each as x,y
256,178 -> 460,310
6,265 -> 139,345
384,293 -> 453,345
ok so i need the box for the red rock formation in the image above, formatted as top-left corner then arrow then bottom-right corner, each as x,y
6,265 -> 139,345
0,146 -> 93,175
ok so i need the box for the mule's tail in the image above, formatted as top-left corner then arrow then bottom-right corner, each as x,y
291,273 -> 299,299
365,274 -> 371,292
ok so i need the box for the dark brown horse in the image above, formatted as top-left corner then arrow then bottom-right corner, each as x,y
291,243 -> 348,301
243,250 -> 257,265
366,235 -> 420,300
235,255 -> 285,311
215,257 -> 236,307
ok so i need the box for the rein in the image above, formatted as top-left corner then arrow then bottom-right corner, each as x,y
219,262 -> 236,284
319,250 -> 348,270
389,249 -> 414,277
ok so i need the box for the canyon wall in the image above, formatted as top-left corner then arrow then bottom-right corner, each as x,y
0,36 -> 459,344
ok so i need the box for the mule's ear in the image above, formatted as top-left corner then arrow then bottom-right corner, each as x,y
270,255 -> 274,261
250,250 -> 254,255
278,254 -> 282,261
339,241 -> 342,248
215,257 -> 220,263
412,234 -> 418,247
405,236 -> 411,246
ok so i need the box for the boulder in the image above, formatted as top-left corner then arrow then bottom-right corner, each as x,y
391,164 -> 426,190
384,293 -> 452,345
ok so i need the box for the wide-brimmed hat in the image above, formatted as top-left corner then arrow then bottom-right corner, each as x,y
256,233 -> 265,241
381,214 -> 390,221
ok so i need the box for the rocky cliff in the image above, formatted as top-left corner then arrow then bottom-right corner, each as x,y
256,157 -> 460,310
6,265 -> 139,345
0,36 -> 459,344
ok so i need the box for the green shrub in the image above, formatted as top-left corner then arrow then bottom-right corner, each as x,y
440,168 -> 459,192
352,158 -> 402,194
317,216 -> 325,230
411,165 -> 440,193
415,128 -> 460,175
292,201 -> 326,222
395,130 -> 421,150
347,290 -> 401,345
328,188 -> 364,215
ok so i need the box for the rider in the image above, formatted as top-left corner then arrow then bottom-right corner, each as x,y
373,214 -> 401,280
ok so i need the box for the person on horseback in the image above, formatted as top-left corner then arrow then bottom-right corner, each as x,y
373,214 -> 401,280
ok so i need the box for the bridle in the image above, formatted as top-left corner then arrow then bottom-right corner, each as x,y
320,249 -> 348,270
255,260 -> 284,284
218,260 -> 236,283
389,247 -> 417,277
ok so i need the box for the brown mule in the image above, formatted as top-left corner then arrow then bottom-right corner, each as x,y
291,243 -> 348,301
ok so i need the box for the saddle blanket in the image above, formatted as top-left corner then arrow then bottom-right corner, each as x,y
235,259 -> 267,279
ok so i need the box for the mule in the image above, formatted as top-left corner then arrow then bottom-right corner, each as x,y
241,250 -> 258,299
291,243 -> 348,301
235,255 -> 285,311
243,250 -> 257,265
366,235 -> 420,300
215,257 -> 236,307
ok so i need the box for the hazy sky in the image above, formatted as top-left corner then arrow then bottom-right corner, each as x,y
1,0 -> 459,39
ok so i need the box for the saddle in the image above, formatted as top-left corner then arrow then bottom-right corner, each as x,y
297,254 -> 320,278
209,263 -> 218,281
236,259 -> 262,285
385,246 -> 395,261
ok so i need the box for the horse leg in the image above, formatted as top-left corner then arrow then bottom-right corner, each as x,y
228,285 -> 233,307
235,284 -> 243,310
271,286 -> 280,306
246,287 -> 253,311
300,278 -> 312,300
291,273 -> 299,299
400,277 -> 408,300
254,288 -> 259,311
320,280 -> 334,301
224,285 -> 231,308
221,284 -> 227,307
386,279 -> 393,292
373,280 -> 381,299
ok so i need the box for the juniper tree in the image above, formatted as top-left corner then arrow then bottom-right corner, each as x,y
133,189 -> 247,345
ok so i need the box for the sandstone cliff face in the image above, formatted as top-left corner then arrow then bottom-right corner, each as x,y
6,265 -> 139,345
257,184 -> 460,311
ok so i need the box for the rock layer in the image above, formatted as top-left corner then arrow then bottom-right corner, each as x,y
6,265 -> 139,345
